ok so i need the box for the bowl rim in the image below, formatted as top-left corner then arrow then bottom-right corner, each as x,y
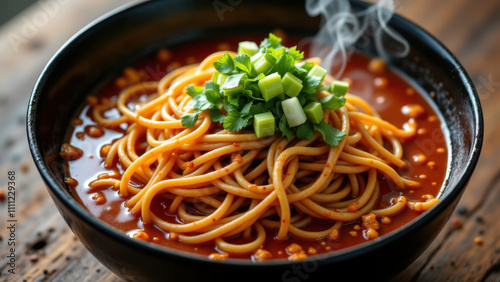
27,0 -> 483,267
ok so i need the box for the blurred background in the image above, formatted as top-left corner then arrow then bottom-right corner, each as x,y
0,0 -> 498,281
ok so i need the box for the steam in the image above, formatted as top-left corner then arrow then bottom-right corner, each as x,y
305,0 -> 409,78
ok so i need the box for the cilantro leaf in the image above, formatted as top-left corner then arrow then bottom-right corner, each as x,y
221,73 -> 245,91
234,54 -> 253,76
226,92 -> 240,106
190,95 -> 213,111
314,121 -> 346,146
181,111 -> 200,128
249,102 -> 266,116
202,82 -> 221,105
205,90 -> 221,105
275,100 -> 284,117
209,109 -> 226,123
269,54 -> 295,77
297,61 -> 315,72
320,93 -> 346,110
213,52 -> 236,74
224,103 -> 237,113
295,122 -> 314,140
287,46 -> 304,61
224,110 -> 251,132
269,47 -> 286,59
186,84 -> 203,98
260,33 -> 282,52
301,76 -> 322,95
240,101 -> 253,116
278,115 -> 293,139
292,66 -> 308,79
204,81 -> 220,92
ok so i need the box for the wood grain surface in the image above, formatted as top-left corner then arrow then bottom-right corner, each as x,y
0,0 -> 498,281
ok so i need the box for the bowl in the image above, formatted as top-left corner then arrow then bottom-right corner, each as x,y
27,0 -> 483,281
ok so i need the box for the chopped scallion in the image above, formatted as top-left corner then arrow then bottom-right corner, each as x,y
238,41 -> 259,56
282,72 -> 303,97
250,52 -> 263,64
253,112 -> 275,138
308,65 -> 327,84
258,72 -> 283,101
282,97 -> 307,127
328,80 -> 349,95
303,102 -> 324,124
213,72 -> 228,86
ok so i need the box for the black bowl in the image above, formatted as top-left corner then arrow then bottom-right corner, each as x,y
27,1 -> 483,281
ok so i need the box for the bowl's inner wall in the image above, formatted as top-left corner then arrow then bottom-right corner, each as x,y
34,0 -> 475,216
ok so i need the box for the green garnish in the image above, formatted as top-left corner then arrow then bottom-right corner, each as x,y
253,53 -> 276,74
181,33 -> 348,146
253,112 -> 275,138
282,97 -> 307,127
307,65 -> 327,83
303,102 -> 324,124
328,80 -> 349,96
282,72 -> 303,97
321,80 -> 348,110
212,72 -> 228,86
238,41 -> 259,56
258,73 -> 283,101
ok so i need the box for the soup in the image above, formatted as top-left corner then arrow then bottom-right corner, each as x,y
61,34 -> 448,261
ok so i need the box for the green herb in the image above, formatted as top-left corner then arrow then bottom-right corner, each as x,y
314,121 -> 346,147
320,80 -> 348,110
295,122 -> 314,140
281,96 -> 307,127
303,102 -> 324,124
180,33 -> 350,147
180,111 -> 200,128
282,72 -> 303,97
238,41 -> 259,56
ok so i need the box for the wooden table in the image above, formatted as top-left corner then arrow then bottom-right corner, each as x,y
0,0 -> 498,281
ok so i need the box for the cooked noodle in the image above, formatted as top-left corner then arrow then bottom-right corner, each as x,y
89,51 -> 438,257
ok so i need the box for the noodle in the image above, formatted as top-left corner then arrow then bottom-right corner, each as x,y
88,51 -> 438,259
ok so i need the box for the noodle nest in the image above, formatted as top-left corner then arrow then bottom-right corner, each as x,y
89,51 -> 438,256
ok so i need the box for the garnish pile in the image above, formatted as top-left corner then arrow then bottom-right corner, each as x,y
181,33 -> 349,146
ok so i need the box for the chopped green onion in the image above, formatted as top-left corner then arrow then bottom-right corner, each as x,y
282,97 -> 307,127
221,73 -> 244,96
295,61 -> 307,68
213,72 -> 228,86
282,72 -> 303,97
250,52 -> 263,64
222,85 -> 243,96
253,53 -> 276,74
303,102 -> 324,124
253,112 -> 275,138
328,80 -> 349,95
320,93 -> 346,110
308,65 -> 327,84
238,41 -> 259,56
258,72 -> 283,101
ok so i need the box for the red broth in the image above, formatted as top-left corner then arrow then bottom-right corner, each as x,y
63,34 -> 448,260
